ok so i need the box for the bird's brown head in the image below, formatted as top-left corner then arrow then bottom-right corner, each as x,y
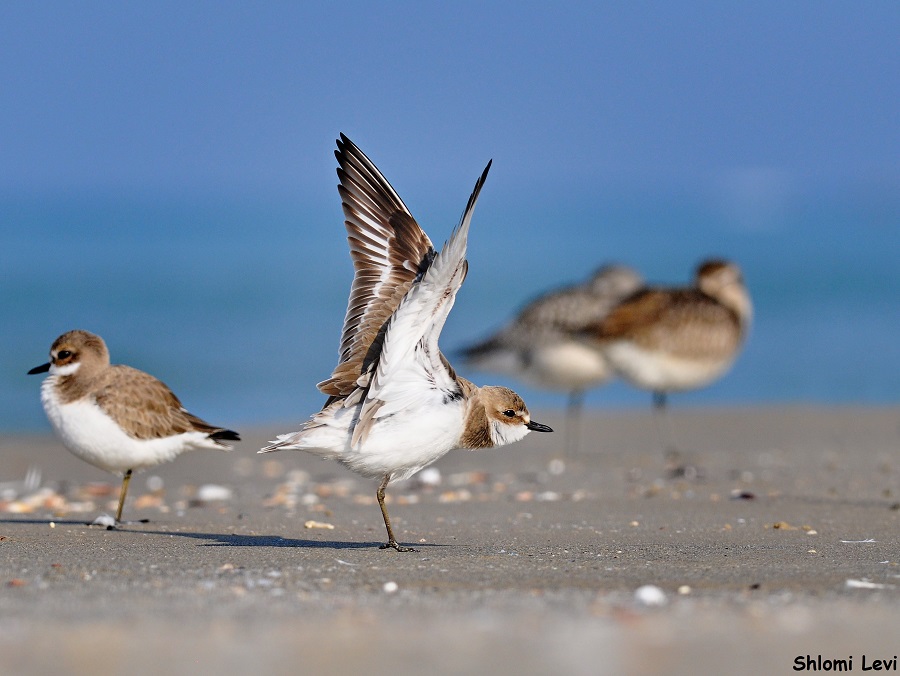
28,330 -> 110,377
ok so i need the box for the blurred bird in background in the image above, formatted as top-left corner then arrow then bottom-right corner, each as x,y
460,264 -> 644,455
581,259 -> 752,475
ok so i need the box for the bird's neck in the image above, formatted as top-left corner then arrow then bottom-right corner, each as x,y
458,382 -> 495,450
715,284 -> 753,328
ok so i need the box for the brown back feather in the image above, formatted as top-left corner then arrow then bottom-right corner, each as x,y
596,289 -> 743,359
94,366 -> 230,441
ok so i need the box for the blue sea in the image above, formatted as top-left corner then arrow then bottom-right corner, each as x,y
2,182 -> 898,433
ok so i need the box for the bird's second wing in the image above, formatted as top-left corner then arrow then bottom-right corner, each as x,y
351,160 -> 492,446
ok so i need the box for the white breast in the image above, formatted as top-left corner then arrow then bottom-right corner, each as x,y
41,378 -> 219,475
288,396 -> 467,483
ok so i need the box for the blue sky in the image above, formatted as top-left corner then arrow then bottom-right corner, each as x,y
2,2 -> 897,200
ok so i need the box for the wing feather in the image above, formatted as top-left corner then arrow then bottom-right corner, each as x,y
352,161 -> 492,444
95,366 -> 237,444
318,134 -> 435,397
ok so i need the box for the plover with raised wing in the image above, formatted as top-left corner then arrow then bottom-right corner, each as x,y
29,330 -> 240,523
261,135 -> 552,552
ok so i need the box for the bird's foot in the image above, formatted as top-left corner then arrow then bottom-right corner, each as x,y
90,514 -> 117,528
380,540 -> 418,553
664,455 -> 705,482
663,447 -> 704,481
665,464 -> 704,481
663,446 -> 681,465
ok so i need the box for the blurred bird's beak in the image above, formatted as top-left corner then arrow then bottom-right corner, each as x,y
28,363 -> 51,375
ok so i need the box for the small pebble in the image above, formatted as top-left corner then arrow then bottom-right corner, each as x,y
634,584 -> 667,607
547,459 -> 565,476
771,521 -> 798,530
415,467 -> 442,487
730,490 -> 756,500
196,484 -> 233,502
91,514 -> 116,528
845,579 -> 888,590
383,581 -> 399,594
303,520 -> 334,530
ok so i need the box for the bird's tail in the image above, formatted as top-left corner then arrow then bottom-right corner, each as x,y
210,429 -> 240,442
259,430 -> 305,454
457,334 -> 522,377
208,428 -> 240,449
458,335 -> 501,361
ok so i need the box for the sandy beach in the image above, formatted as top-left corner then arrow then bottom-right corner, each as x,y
1,406 -> 898,675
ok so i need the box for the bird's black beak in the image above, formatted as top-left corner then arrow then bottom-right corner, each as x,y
28,363 -> 51,375
526,420 -> 553,433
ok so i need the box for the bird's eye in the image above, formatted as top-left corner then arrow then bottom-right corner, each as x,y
57,350 -> 72,360
502,409 -> 516,418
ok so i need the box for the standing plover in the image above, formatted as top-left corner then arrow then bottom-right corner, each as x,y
261,134 -> 552,552
583,259 -> 751,467
460,264 -> 643,452
29,330 -> 240,523
587,260 -> 751,401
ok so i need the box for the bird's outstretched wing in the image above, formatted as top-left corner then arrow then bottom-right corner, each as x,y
318,134 -> 436,398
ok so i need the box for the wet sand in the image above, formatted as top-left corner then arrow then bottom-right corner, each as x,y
1,406 -> 898,675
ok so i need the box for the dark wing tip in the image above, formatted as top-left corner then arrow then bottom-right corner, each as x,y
480,159 -> 492,186
334,133 -> 356,175
210,429 -> 241,442
463,159 -> 492,217
476,159 -> 492,193
335,133 -> 362,166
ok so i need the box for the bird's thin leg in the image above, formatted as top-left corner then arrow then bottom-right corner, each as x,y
652,393 -> 700,480
377,474 -> 417,553
652,391 -> 667,412
652,391 -> 679,461
115,469 -> 133,523
564,389 -> 585,457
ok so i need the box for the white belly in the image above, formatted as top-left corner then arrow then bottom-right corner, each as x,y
278,398 -> 466,483
603,341 -> 734,392
41,379 -> 218,475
